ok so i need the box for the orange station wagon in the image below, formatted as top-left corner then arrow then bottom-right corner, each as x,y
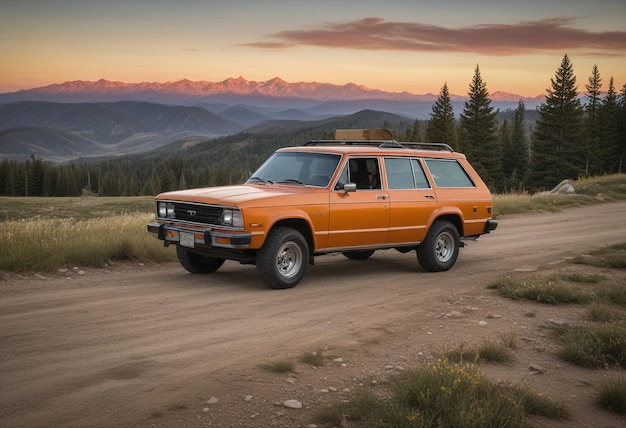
147,130 -> 497,288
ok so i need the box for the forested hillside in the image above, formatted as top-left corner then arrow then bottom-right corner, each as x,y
0,101 -> 242,161
0,110 -> 415,197
1,55 -> 625,197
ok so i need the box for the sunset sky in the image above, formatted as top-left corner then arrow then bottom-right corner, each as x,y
1,0 -> 625,97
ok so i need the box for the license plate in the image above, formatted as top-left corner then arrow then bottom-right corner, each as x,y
179,232 -> 195,248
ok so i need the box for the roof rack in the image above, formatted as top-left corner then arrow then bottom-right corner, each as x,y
303,140 -> 454,152
303,139 -> 393,147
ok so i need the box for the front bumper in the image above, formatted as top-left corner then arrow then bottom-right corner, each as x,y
147,222 -> 252,249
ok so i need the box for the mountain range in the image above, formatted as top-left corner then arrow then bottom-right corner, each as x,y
0,77 -> 543,162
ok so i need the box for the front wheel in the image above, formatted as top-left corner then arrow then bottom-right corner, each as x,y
417,220 -> 460,272
256,227 -> 309,289
176,246 -> 225,273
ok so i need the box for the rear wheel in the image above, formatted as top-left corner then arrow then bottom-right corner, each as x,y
176,246 -> 225,273
342,250 -> 375,260
417,220 -> 460,272
256,227 -> 308,289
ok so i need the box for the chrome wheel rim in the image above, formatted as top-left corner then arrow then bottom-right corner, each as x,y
435,231 -> 454,263
276,241 -> 303,278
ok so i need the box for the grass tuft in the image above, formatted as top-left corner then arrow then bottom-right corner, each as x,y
572,243 -> 626,269
555,323 -> 626,369
589,303 -> 621,323
445,340 -> 513,364
259,360 -> 295,373
315,357 -> 568,427
598,377 -> 626,415
597,283 -> 626,307
499,329 -> 519,349
300,349 -> 326,367
487,275 -> 591,305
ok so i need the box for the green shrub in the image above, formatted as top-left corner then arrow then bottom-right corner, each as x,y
556,323 -> 626,369
487,276 -> 591,305
315,358 -> 568,427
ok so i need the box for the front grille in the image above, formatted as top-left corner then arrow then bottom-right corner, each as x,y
171,202 -> 221,225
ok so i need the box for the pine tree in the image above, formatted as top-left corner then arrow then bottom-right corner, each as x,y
425,83 -> 457,148
511,101 -> 529,183
596,77 -> 620,173
618,83 -> 626,173
499,118 -> 513,186
527,54 -> 585,190
584,65 -> 603,174
458,66 -> 502,190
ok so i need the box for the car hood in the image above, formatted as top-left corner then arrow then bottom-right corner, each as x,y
156,184 -> 323,206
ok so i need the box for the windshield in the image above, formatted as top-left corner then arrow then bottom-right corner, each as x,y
247,152 -> 341,187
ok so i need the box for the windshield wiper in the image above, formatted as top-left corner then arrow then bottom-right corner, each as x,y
277,178 -> 305,186
247,176 -> 274,185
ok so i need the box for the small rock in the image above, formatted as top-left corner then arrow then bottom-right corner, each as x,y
202,407 -> 210,413
244,395 -> 253,402
283,399 -> 302,409
34,274 -> 48,280
206,397 -> 219,404
77,270 -> 86,276
57,268 -> 69,274
333,358 -> 343,363
486,314 -> 502,319
478,320 -> 488,326
286,376 -> 296,383
547,319 -> 568,326
529,365 -> 546,374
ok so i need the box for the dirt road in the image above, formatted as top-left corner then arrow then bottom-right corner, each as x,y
1,202 -> 626,427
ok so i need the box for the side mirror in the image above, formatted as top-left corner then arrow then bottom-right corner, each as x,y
343,183 -> 357,194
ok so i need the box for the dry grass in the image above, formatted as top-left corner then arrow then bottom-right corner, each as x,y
0,213 -> 174,272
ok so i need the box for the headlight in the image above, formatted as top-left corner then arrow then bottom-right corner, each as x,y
157,202 -> 176,219
221,209 -> 243,227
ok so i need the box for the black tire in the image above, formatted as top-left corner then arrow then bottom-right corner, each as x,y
417,220 -> 460,272
256,227 -> 308,289
342,250 -> 375,260
176,246 -> 225,273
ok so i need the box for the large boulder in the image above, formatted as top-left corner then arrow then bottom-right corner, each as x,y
549,179 -> 576,194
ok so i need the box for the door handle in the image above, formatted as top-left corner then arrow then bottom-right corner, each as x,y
377,195 -> 388,200
425,194 -> 436,199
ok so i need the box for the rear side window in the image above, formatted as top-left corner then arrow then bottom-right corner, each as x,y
384,158 -> 431,189
424,159 -> 475,188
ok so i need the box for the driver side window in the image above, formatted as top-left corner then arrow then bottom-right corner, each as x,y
349,158 -> 380,190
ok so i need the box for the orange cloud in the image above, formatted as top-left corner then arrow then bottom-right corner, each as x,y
242,17 -> 626,56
